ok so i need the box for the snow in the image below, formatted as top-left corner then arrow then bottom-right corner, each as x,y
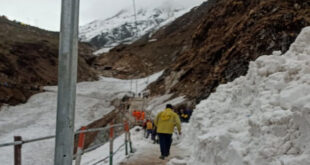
81,126 -> 186,165
79,0 -> 205,52
93,47 -> 113,55
146,94 -> 185,117
0,71 -> 163,165
176,27 -> 310,165
79,7 -> 188,42
77,89 -> 186,165
77,126 -> 148,165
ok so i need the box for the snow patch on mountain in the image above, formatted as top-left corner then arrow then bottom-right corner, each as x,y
79,0 -> 204,52
177,27 -> 310,165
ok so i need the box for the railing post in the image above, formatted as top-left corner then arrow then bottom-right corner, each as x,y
75,126 -> 86,165
109,122 -> 114,165
127,126 -> 133,153
14,136 -> 22,165
124,121 -> 129,156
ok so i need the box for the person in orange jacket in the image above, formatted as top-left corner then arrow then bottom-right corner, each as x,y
141,111 -> 145,121
132,110 -> 137,118
136,110 -> 141,121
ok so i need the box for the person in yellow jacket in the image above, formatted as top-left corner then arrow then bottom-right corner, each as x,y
154,104 -> 181,160
180,109 -> 189,122
145,120 -> 153,139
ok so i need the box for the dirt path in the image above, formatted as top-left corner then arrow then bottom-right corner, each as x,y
119,142 -> 186,165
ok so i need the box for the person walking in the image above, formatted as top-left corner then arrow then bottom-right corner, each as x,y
142,120 -> 148,137
154,104 -> 181,160
151,125 -> 158,144
136,110 -> 141,121
141,111 -> 145,121
145,120 -> 153,139
180,109 -> 189,123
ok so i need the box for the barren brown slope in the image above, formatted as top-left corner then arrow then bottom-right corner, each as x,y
0,16 -> 98,106
148,0 -> 310,103
93,1 -> 215,79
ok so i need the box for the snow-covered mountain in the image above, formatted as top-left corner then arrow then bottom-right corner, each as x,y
79,4 -> 198,55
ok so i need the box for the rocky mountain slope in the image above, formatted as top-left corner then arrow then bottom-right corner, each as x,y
0,16 -> 98,106
79,6 -> 190,54
93,2 -> 210,78
150,0 -> 310,103
95,0 -> 310,103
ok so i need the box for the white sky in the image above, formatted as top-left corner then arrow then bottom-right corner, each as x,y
0,0 -> 204,31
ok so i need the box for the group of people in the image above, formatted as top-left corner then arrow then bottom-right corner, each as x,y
132,110 -> 145,122
174,108 -> 193,123
140,104 -> 192,160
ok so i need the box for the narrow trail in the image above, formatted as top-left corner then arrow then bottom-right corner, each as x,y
119,142 -> 186,165
118,95 -> 187,164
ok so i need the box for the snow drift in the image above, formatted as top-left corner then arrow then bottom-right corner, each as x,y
181,27 -> 310,165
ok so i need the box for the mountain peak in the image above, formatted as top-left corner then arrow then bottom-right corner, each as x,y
79,1 -> 203,53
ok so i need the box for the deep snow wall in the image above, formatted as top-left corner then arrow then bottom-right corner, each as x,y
182,27 -> 310,165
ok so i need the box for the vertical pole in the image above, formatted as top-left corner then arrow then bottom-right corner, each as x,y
75,126 -> 86,165
128,131 -> 134,153
124,121 -> 129,156
14,136 -> 22,165
109,122 -> 114,165
130,80 -> 132,93
54,0 -> 80,165
132,0 -> 138,37
135,80 -> 138,96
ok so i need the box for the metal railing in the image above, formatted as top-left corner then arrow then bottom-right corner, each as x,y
0,121 -> 134,165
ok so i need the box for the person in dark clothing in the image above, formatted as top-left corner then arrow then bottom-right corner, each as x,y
142,120 -> 147,137
151,126 -> 158,144
145,120 -> 153,139
186,108 -> 193,121
158,133 -> 173,158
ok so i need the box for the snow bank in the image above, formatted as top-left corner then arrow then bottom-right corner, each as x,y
180,27 -> 310,165
0,71 -> 163,165
146,94 -> 186,117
